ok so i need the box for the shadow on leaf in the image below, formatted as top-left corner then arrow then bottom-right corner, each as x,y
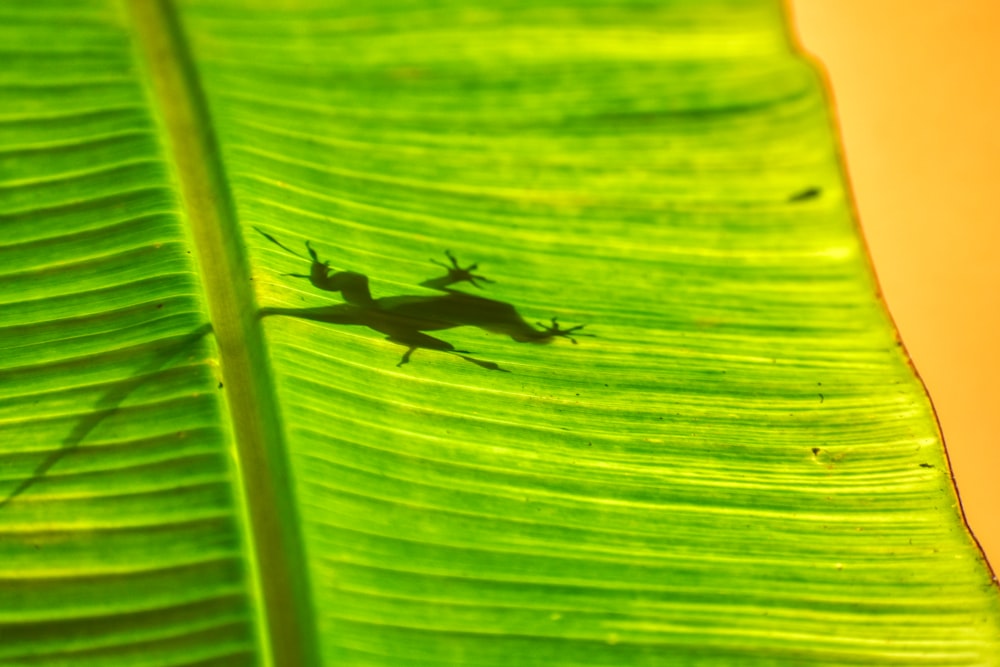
257,228 -> 591,371
0,324 -> 213,510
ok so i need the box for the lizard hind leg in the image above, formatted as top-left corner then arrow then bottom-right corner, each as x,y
397,346 -> 416,368
386,331 -> 463,368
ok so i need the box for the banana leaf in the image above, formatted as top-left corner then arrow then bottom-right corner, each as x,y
1,0 -> 997,665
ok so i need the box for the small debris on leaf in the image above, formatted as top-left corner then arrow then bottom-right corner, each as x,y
789,187 -> 821,202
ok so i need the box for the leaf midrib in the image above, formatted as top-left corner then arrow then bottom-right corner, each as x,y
123,1 -> 318,664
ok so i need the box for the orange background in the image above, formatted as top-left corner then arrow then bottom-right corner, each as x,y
790,1 -> 1000,569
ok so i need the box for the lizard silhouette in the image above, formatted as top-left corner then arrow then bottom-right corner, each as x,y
257,229 -> 589,371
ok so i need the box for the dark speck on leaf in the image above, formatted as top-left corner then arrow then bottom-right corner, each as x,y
819,393 -> 824,403
789,187 -> 821,202
156,304 -> 163,309
811,447 -> 821,456
919,463 -> 934,469
218,382 -> 223,389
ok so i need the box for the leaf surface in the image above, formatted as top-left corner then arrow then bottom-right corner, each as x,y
1,0 -> 997,665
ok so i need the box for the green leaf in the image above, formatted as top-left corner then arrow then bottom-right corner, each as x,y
1,0 -> 997,665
